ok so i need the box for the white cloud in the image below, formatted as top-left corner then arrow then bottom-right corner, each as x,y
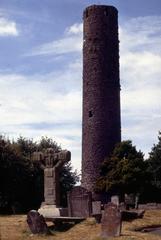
0,17 -> 19,36
119,16 -> 161,54
0,65 -> 82,126
66,23 -> 83,35
26,23 -> 83,56
0,61 -> 82,170
120,16 -> 161,157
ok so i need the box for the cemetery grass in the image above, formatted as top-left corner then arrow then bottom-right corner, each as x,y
1,210 -> 161,240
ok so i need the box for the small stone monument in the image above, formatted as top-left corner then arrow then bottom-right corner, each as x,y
33,148 -> 71,217
68,186 -> 92,218
27,210 -> 48,234
92,201 -> 101,215
111,195 -> 119,206
92,201 -> 102,223
124,193 -> 135,209
101,202 -> 122,238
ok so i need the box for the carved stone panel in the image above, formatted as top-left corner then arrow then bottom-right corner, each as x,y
44,168 -> 55,205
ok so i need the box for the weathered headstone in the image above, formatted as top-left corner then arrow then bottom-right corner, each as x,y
27,210 -> 48,234
92,201 -> 101,215
68,186 -> 92,218
101,203 -> 122,238
111,195 -> 119,206
119,202 -> 126,211
125,193 -> 135,208
92,201 -> 102,223
135,195 -> 139,209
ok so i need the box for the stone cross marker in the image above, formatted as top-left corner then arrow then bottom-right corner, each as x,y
101,202 -> 122,238
33,148 -> 71,207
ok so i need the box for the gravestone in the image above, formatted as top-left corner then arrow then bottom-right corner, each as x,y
101,202 -> 122,238
135,195 -> 139,209
68,186 -> 92,218
111,195 -> 119,206
92,201 -> 101,215
92,201 -> 102,223
125,193 -> 135,209
119,202 -> 126,211
27,210 -> 48,234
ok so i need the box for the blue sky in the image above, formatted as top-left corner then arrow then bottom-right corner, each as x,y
0,0 -> 161,172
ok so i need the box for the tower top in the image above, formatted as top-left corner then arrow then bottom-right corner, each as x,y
83,5 -> 118,19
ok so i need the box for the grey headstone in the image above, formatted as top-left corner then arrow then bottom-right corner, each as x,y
27,210 -> 48,234
101,203 -> 122,238
125,193 -> 135,205
119,202 -> 126,211
68,186 -> 92,218
111,195 -> 119,206
157,204 -> 161,209
135,195 -> 139,209
92,201 -> 101,215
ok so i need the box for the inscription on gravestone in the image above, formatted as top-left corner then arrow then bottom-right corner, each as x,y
68,186 -> 92,218
101,202 -> 122,238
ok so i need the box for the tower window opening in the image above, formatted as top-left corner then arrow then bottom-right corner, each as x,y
89,110 -> 93,118
86,11 -> 88,18
94,38 -> 98,42
104,10 -> 108,16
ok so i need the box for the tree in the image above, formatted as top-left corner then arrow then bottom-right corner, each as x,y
13,136 -> 37,160
147,131 -> 161,188
140,131 -> 161,203
95,140 -> 148,197
60,162 -> 79,207
0,136 -> 35,213
0,135 -> 79,213
37,136 -> 61,152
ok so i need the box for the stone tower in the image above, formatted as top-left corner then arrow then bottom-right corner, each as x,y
81,5 -> 121,199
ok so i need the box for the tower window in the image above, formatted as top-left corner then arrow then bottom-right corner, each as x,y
104,10 -> 108,16
86,10 -> 88,18
89,110 -> 93,118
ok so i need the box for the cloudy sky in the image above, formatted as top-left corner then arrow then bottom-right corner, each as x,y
0,0 -> 161,172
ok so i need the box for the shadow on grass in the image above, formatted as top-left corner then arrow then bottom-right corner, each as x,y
49,222 -> 76,233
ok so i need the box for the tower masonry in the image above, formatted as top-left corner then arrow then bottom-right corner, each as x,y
81,5 -> 121,198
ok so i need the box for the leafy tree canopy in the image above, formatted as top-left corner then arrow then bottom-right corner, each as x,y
0,135 -> 78,213
147,131 -> 161,188
95,140 -> 148,195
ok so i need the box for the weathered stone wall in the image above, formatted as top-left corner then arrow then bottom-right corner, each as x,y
81,5 -> 121,198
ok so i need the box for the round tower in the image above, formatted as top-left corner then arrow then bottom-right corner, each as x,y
81,5 -> 121,199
